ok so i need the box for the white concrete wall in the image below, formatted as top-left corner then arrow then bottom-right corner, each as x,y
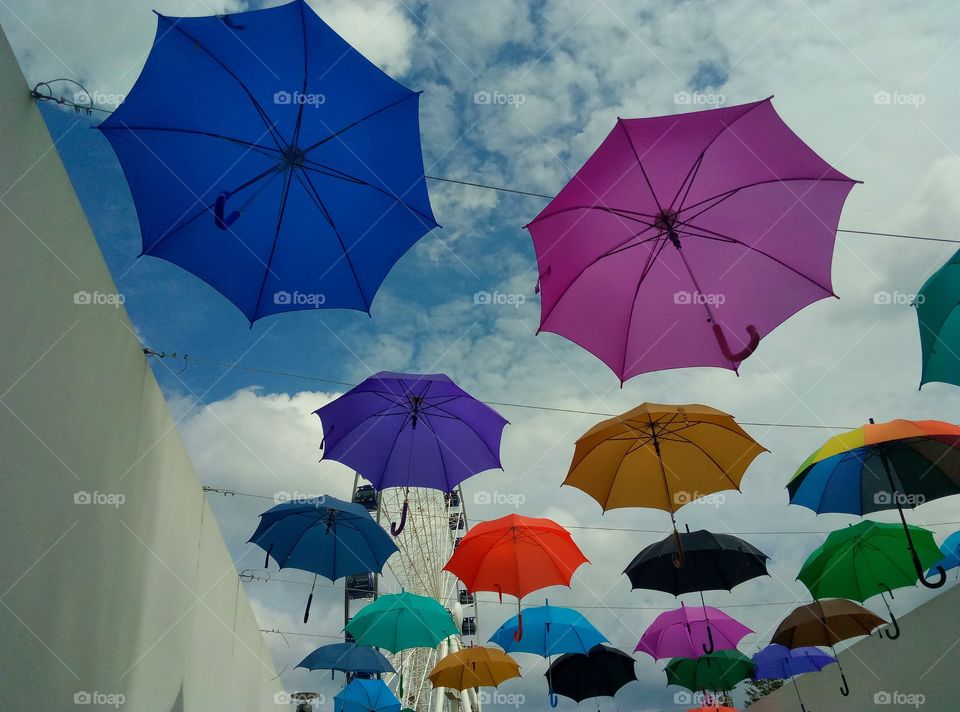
749,582 -> 960,711
0,24 -> 284,711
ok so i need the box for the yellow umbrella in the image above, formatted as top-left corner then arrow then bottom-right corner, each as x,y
563,403 -> 766,562
428,646 -> 521,691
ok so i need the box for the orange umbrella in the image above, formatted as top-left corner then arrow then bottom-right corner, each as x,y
443,514 -> 589,640
428,646 -> 520,691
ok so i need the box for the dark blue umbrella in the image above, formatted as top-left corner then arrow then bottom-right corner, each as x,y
297,642 -> 395,678
752,644 -> 835,712
334,679 -> 400,712
248,495 -> 397,621
99,0 -> 437,323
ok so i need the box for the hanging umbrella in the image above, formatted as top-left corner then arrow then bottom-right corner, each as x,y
787,417 -> 960,588
314,371 -> 508,534
248,495 -> 397,622
916,248 -> 960,388
99,1 -> 438,323
345,592 -> 458,652
665,650 -> 755,694
564,403 -> 765,563
525,97 -> 858,382
771,599 -> 885,696
545,644 -> 638,708
297,642 -> 395,677
427,646 -> 521,691
624,528 -> 769,596
489,601 -> 608,707
334,678 -> 401,712
635,604 -> 752,659
443,514 -> 589,640
928,530 -> 960,577
752,644 -> 835,712
688,708 -> 738,712
797,520 -> 943,639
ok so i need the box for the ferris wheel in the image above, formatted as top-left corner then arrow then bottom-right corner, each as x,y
345,478 -> 481,712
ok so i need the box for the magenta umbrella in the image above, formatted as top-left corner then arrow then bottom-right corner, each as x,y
526,97 -> 859,382
635,603 -> 752,660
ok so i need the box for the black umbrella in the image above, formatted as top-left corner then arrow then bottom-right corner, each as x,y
545,644 -> 637,710
624,527 -> 769,654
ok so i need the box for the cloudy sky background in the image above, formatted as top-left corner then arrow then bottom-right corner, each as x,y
2,0 -> 960,708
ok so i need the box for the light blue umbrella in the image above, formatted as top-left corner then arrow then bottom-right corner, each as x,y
334,679 -> 400,712
928,530 -> 960,578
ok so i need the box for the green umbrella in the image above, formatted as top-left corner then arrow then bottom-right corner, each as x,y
665,650 -> 755,693
346,592 -> 458,652
797,521 -> 942,640
916,248 -> 960,389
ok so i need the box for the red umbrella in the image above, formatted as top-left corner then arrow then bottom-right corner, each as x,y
443,514 -> 589,640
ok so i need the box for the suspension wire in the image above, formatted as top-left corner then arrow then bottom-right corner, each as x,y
153,350 -> 852,431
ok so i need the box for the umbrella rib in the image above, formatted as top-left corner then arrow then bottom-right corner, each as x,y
251,167 -> 297,321
154,13 -> 287,150
291,0 -> 309,147
422,403 -> 504,467
619,235 -> 672,377
526,204 -> 660,228
292,167 -> 371,311
98,125 -> 281,158
300,92 -> 420,154
617,118 -> 665,214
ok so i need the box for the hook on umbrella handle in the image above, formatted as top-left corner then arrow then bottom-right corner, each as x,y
303,592 -> 313,623
702,625 -> 715,655
671,528 -> 685,568
390,500 -> 409,536
214,191 -> 240,230
919,563 -> 947,589
713,324 -> 760,363
514,612 -> 524,641
884,609 -> 901,640
548,691 -> 558,708
839,671 -> 850,697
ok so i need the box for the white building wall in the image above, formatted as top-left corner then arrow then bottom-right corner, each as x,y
0,23 -> 284,711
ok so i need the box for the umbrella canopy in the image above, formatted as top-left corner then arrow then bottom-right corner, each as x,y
752,644 -> 834,680
916,248 -> 960,388
427,646 -> 521,691
99,1 -> 437,323
525,97 -> 858,381
787,418 -> 960,588
488,601 -> 607,656
928,530 -> 960,576
345,592 -> 458,653
565,403 -> 765,561
297,642 -> 395,676
314,372 -> 508,534
635,604 -> 752,660
334,679 -> 400,712
688,708 -> 738,712
665,650 -> 755,693
624,529 -> 769,595
545,644 -> 638,703
443,514 -> 589,639
248,495 -> 397,621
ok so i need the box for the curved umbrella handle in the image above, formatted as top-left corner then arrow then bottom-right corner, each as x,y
390,500 -> 409,536
919,563 -> 947,589
701,625 -> 715,655
671,528 -> 685,569
713,324 -> 760,363
214,191 -> 240,230
548,691 -> 558,708
303,592 -> 313,623
839,670 -> 849,697
884,609 -> 901,640
514,612 -> 524,641
263,542 -> 273,569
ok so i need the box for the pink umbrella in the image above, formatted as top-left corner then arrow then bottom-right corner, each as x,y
635,603 -> 752,660
526,98 -> 859,382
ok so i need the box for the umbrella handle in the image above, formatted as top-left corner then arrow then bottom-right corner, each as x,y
712,323 -> 760,363
513,612 -> 523,642
303,592 -> 313,623
839,670 -> 849,697
701,625 -> 715,655
263,542 -> 273,569
884,609 -> 901,640
548,691 -> 558,708
671,529 -> 685,568
919,562 -> 947,589
214,191 -> 240,230
390,500 -> 409,536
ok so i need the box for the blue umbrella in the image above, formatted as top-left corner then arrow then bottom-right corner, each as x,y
928,530 -> 960,577
297,642 -> 395,678
248,495 -> 397,621
489,601 -> 607,707
99,0 -> 437,323
753,644 -> 835,712
334,679 -> 400,712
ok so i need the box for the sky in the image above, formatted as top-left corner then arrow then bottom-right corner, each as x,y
2,0 -> 960,709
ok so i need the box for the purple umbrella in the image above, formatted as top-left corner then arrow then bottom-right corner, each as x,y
635,603 -> 752,660
526,98 -> 859,382
753,644 -> 835,712
314,372 -> 508,533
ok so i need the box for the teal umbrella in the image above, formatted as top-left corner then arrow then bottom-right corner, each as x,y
916,248 -> 960,388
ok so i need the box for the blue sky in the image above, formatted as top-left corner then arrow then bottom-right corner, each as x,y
7,0 -> 960,708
